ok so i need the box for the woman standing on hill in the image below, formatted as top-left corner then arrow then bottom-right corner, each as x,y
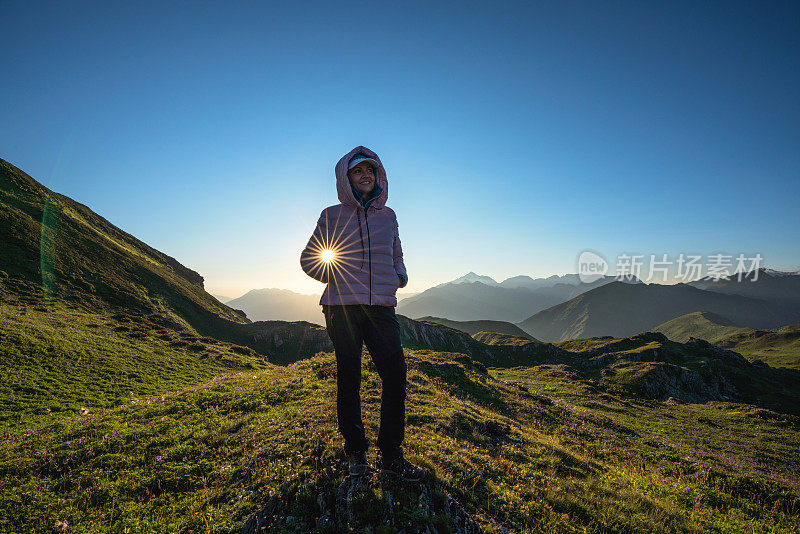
300,146 -> 424,482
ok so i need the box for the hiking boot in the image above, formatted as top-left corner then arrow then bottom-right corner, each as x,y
348,450 -> 371,476
378,452 -> 425,482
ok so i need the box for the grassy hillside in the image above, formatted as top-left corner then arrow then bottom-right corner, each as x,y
652,312 -> 800,369
0,277 -> 267,432
652,311 -> 753,343
472,331 -> 543,346
416,316 -> 533,339
0,158 -> 249,339
0,157 -> 288,434
714,324 -> 800,369
544,331 -> 800,416
2,349 -> 798,532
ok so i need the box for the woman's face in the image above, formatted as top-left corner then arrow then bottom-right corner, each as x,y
348,162 -> 376,197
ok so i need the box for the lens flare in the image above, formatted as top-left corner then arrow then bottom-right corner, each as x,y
301,209 -> 368,297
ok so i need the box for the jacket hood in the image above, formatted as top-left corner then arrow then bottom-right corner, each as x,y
335,146 -> 388,210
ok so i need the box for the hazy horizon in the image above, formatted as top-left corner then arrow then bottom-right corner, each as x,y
211,266 -> 797,301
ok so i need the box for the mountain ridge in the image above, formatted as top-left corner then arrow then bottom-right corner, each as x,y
518,280 -> 800,342
1,157 -> 248,333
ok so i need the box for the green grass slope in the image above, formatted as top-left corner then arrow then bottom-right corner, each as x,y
652,311 -> 753,343
0,277 -> 267,431
652,312 -> 800,369
714,324 -> 800,369
2,349 -> 798,533
472,331 -> 543,346
0,158 -> 248,338
0,157 -> 282,432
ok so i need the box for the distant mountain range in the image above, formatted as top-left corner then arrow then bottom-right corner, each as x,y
4,153 -> 797,374
226,288 -> 324,325
518,280 -> 800,342
217,288 -> 423,326
224,267 -> 800,347
689,268 -> 800,307
397,275 -> 639,322
222,272 -> 610,325
440,271 -> 594,290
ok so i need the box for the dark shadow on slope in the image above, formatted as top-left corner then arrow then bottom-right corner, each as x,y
241,439 -> 507,534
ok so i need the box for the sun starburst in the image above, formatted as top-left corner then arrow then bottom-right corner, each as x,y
302,210 -> 367,295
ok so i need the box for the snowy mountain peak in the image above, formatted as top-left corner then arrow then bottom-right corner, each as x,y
443,272 -> 499,286
763,268 -> 800,277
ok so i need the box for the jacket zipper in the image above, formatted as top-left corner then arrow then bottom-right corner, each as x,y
364,207 -> 372,305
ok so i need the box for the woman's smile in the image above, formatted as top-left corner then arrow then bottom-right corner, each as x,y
349,161 -> 376,195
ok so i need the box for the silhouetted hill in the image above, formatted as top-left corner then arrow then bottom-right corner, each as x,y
415,316 -> 533,338
226,287 -> 325,325
246,315 -> 566,368
518,281 -> 800,342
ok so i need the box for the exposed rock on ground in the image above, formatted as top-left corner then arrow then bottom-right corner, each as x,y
242,441 -> 510,534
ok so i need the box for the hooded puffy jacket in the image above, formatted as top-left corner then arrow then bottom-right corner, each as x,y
300,146 -> 408,307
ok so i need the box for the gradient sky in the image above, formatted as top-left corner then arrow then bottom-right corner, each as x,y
2,1 -> 798,298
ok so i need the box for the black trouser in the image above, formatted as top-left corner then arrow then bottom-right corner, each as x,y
323,304 -> 406,459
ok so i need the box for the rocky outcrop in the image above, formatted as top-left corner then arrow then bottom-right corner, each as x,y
249,320 -> 332,362
632,362 -> 738,403
248,315 -> 568,368
242,440 -> 508,533
399,315 -> 496,360
399,315 -> 569,367
565,331 -> 759,405
684,337 -> 751,366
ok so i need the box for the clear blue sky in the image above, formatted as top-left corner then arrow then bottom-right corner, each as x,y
2,1 -> 798,297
